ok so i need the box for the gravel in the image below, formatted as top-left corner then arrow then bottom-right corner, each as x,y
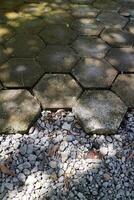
0,109 -> 134,200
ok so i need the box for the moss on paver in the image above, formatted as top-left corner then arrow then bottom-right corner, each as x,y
37,45 -> 79,72
33,74 -> 82,108
5,34 -> 45,58
0,58 -> 45,88
0,0 -> 133,134
0,90 -> 40,133
39,24 -> 77,45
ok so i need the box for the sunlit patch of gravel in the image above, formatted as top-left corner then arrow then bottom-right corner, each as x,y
0,109 -> 134,200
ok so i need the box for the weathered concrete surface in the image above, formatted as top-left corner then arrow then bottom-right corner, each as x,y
0,58 -> 45,87
72,57 -> 117,88
0,0 -> 133,135
37,45 -> 79,72
39,24 -> 77,45
106,48 -> 134,72
112,74 -> 134,107
97,12 -> 128,28
73,90 -> 127,134
5,34 -> 45,57
101,28 -> 134,47
0,90 -> 41,133
72,36 -> 109,58
33,74 -> 82,108
71,18 -> 104,36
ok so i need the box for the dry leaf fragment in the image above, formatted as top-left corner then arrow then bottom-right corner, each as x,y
128,152 -> 134,160
48,144 -> 60,157
103,173 -> 112,181
55,109 -> 65,116
0,163 -> 15,176
84,150 -> 103,160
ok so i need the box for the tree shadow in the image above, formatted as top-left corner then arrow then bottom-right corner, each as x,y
0,109 -> 134,199
0,0 -> 134,199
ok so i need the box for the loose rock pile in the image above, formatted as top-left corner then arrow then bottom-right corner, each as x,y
0,109 -> 134,200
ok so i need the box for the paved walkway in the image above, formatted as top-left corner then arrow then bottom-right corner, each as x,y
0,0 -> 134,134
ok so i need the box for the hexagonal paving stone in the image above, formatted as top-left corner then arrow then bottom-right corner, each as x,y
39,24 -> 77,45
33,74 -> 82,108
72,90 -> 127,134
71,18 -> 104,36
72,36 -> 109,58
72,57 -> 117,88
112,74 -> 134,107
97,12 -> 128,28
0,25 -> 15,44
0,58 -> 44,88
70,4 -> 99,18
14,17 -> 45,34
0,45 -> 9,65
119,2 -> 134,17
101,28 -> 134,47
37,45 -> 79,72
93,0 -> 120,11
0,90 -> 40,133
126,18 -> 134,34
42,9 -> 73,25
5,34 -> 45,58
106,47 -> 134,72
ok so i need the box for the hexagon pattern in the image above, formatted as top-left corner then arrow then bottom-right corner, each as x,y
73,90 -> 127,134
106,48 -> 134,72
0,90 -> 40,133
0,58 -> 45,87
72,36 -> 109,58
112,74 -> 134,107
0,0 -> 133,134
37,45 -> 79,73
72,57 -> 117,88
33,74 -> 82,108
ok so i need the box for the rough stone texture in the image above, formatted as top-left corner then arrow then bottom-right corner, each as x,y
126,18 -> 134,34
106,47 -> 134,72
112,74 -> 134,107
0,0 -> 133,135
33,74 -> 82,108
101,28 -> 134,47
73,90 -> 127,134
119,2 -> 134,17
14,17 -> 45,34
0,58 -> 44,87
5,34 -> 45,58
93,0 -> 120,11
37,45 -> 79,72
70,4 -> 99,18
72,36 -> 109,58
42,9 -> 73,25
39,24 -> 77,45
71,18 -> 104,36
72,57 -> 117,88
0,90 -> 40,133
97,12 -> 128,28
